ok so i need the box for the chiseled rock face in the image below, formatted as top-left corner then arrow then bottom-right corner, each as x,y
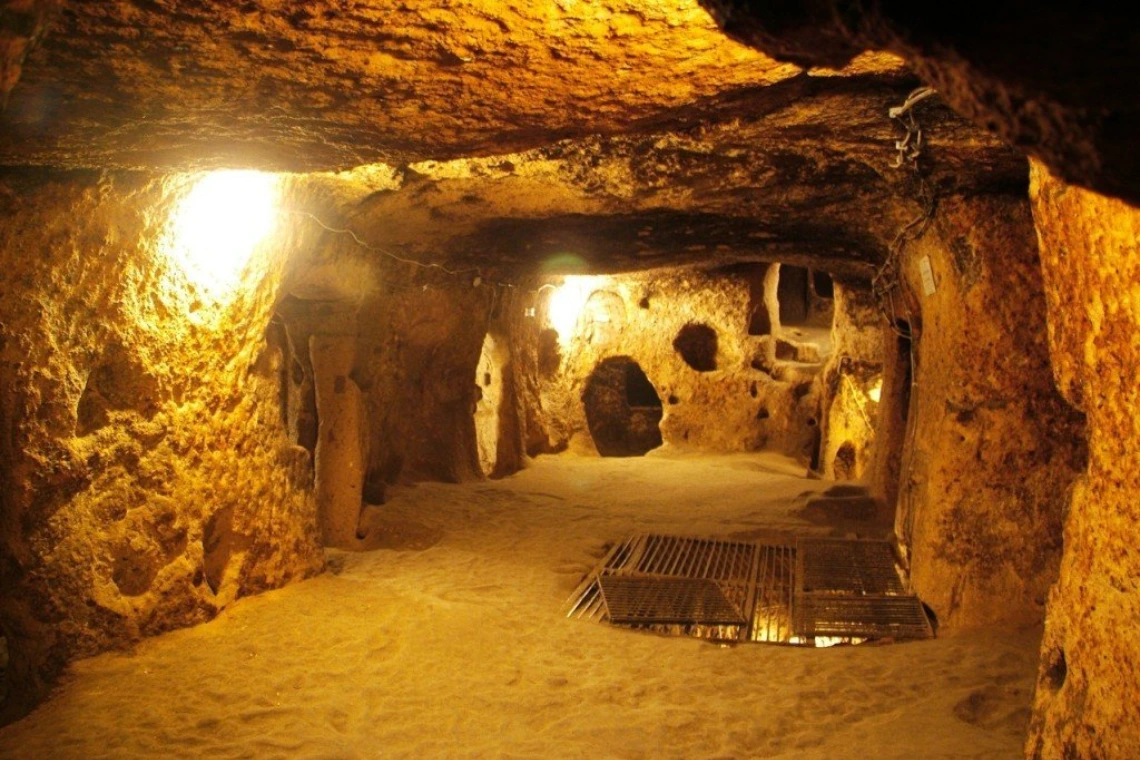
299,86 -> 1020,279
0,170 -> 323,718
519,266 -> 838,462
1027,161 -> 1140,760
893,195 -> 1086,629
0,0 -> 906,171
699,1 -> 1140,207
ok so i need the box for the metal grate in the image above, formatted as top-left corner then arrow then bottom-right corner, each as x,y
599,576 -> 747,626
566,534 -> 932,645
798,538 -> 905,595
793,595 -> 933,639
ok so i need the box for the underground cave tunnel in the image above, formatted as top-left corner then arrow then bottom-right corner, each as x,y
0,2 -> 1138,758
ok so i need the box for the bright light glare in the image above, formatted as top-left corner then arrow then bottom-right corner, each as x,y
868,378 -> 883,403
545,276 -> 603,344
167,170 -> 278,297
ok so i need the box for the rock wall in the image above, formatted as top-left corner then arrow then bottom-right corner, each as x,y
273,233 -> 525,543
816,282 -> 886,485
0,170 -> 324,719
699,1 -> 1140,206
1027,162 -> 1140,759
519,265 -> 861,463
892,194 -> 1086,629
353,279 -> 506,488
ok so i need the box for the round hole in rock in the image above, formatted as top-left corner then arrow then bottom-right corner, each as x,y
583,356 -> 663,457
673,323 -> 718,372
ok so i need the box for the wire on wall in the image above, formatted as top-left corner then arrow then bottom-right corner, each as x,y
285,209 -> 519,290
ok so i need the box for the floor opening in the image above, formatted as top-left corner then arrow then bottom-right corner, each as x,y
566,533 -> 933,646
582,356 -> 663,457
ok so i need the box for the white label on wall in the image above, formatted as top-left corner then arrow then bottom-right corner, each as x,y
919,255 -> 937,296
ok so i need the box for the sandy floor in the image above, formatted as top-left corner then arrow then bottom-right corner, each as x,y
0,452 -> 1039,759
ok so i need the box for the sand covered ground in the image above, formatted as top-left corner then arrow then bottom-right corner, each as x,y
0,452 -> 1039,759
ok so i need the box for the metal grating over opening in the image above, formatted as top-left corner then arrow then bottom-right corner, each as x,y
565,534 -> 933,646
793,596 -> 933,639
599,577 -> 747,626
798,538 -> 905,595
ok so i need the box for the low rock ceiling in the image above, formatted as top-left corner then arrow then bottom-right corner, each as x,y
300,76 -> 1020,278
699,1 -> 1140,206
0,0 -> 906,170
0,1 -> 1033,277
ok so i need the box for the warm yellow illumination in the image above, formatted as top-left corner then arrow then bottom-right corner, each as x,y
545,276 -> 605,344
868,378 -> 883,403
166,171 -> 278,297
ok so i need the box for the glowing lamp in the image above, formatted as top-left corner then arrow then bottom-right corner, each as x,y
166,171 -> 278,297
868,378 -> 883,403
545,276 -> 601,344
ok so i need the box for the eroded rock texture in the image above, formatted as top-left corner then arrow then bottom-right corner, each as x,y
700,1 -> 1140,206
1027,162 -> 1140,759
0,0 -> 909,171
519,266 -> 845,462
0,171 -> 324,718
816,283 -> 885,485
892,195 -> 1086,629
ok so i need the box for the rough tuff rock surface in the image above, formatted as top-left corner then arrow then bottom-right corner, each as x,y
301,87 -> 1021,277
699,1 -> 1140,206
1027,162 -> 1140,760
0,0 -> 907,171
519,266 -> 847,461
892,195 -> 1086,629
815,283 -> 884,484
0,170 -> 324,718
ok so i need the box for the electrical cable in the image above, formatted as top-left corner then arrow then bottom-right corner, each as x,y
284,209 -> 519,289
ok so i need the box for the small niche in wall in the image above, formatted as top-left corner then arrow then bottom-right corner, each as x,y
582,290 -> 625,344
673,323 -> 718,372
812,270 -> 834,300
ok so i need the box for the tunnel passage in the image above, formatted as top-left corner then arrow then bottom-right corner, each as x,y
583,357 -> 664,457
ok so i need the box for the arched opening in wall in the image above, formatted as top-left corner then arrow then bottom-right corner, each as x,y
673,323 -> 718,372
776,265 -> 834,330
746,263 -> 773,335
581,290 -> 625,345
475,333 -> 507,476
813,270 -> 834,299
777,265 -> 811,327
833,441 -> 857,480
583,357 -> 663,457
770,264 -> 835,365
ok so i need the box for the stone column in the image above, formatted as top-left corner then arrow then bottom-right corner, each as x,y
310,334 -> 364,548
